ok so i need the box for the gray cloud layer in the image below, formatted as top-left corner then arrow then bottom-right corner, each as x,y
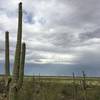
0,0 -> 100,68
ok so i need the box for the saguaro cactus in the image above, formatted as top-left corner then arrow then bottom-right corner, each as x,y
13,2 -> 22,82
5,31 -> 10,76
8,2 -> 26,100
4,31 -> 10,100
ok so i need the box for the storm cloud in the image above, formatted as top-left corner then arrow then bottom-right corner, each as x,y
0,0 -> 100,73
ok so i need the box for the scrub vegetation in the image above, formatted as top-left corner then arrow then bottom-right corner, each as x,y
0,75 -> 100,100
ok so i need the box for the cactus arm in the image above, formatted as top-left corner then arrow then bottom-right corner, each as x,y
17,43 -> 26,90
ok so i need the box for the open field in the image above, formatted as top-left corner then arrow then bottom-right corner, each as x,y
0,75 -> 100,100
24,75 -> 100,85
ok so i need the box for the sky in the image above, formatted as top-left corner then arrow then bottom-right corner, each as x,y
0,0 -> 100,76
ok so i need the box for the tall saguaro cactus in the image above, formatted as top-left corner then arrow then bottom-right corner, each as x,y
5,31 -> 10,76
4,31 -> 10,100
13,2 -> 22,82
8,2 -> 26,100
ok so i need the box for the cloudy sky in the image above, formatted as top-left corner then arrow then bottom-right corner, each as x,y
0,0 -> 100,76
